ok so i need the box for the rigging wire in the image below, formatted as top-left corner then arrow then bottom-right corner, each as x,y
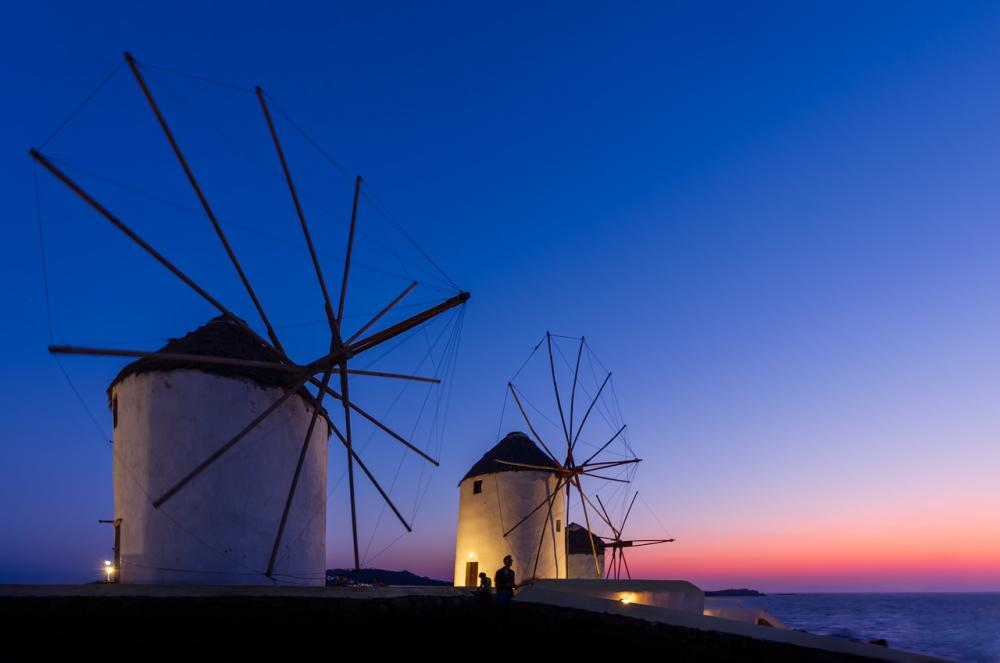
140,67 -> 458,292
35,58 -> 459,297
360,317 -> 447,560
137,58 -> 255,95
261,93 -> 355,184
277,304 -> 464,567
370,307 -> 464,563
263,91 -> 460,292
35,56 -> 469,579
552,337 -> 626,448
36,57 -> 461,297
39,60 -> 125,150
494,389 -> 509,444
510,383 -> 563,432
37,161 -> 111,444
33,164 -> 55,344
43,154 -> 455,294
360,181 -> 461,292
36,172 -> 272,581
360,304 -> 465,564
637,491 -> 674,540
274,298 -> 451,330
582,342 -> 624,440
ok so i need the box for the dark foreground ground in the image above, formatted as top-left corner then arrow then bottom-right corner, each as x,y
0,594 -> 879,661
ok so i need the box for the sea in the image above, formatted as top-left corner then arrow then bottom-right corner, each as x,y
738,593 -> 1000,662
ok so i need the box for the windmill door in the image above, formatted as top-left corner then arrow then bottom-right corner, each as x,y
465,561 -> 478,587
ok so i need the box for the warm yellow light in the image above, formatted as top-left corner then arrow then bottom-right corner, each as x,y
618,592 -> 636,605
468,552 -> 475,559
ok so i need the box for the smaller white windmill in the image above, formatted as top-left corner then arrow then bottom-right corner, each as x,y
493,333 -> 641,580
595,492 -> 675,580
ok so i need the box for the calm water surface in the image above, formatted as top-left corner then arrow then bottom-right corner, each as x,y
741,593 -> 1000,663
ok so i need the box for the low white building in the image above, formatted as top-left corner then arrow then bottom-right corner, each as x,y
109,316 -> 329,585
567,522 -> 606,579
454,432 -> 566,586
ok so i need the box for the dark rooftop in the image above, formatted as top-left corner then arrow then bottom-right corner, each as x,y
107,316 -> 327,423
567,522 -> 607,554
462,432 -> 559,482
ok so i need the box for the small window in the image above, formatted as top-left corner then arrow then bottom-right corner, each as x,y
556,519 -> 561,532
473,480 -> 482,494
112,396 -> 118,429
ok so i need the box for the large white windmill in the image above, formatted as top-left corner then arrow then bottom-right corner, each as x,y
32,52 -> 469,584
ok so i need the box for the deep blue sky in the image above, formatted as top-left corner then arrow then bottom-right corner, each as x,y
2,2 -> 999,590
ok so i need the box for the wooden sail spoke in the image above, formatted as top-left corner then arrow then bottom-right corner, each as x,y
48,345 -> 309,373
579,472 -> 630,484
579,424 -> 628,467
531,477 -> 564,580
125,54 -> 285,355
570,371 -> 612,448
564,477 -> 572,567
314,383 -> 438,465
30,150 -> 290,365
546,333 -> 571,449
342,368 -> 440,384
266,364 -> 334,576
299,291 -> 468,464
502,477 -> 566,538
256,86 -> 339,336
329,423 -> 412,532
507,383 -> 562,465
620,490 -> 639,533
345,282 -> 417,345
567,336 -> 584,452
347,291 -> 469,357
620,550 -> 632,580
596,492 -> 673,578
338,176 -> 362,325
338,364 -> 361,570
152,363 -> 329,508
595,494 -> 620,540
574,484 -> 615,531
573,476 -> 603,577
494,460 -> 560,473
48,345 -> 435,383
580,458 -> 641,472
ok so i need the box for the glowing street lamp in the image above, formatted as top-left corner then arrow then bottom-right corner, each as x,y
103,560 -> 115,583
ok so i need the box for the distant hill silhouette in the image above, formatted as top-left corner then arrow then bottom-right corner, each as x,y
326,568 -> 451,587
704,588 -> 766,597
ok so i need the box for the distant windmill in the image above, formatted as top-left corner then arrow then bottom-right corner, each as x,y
498,333 -> 641,579
595,491 -> 674,580
31,52 -> 469,582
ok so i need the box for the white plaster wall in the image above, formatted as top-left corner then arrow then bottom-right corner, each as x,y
567,551 -> 604,579
112,370 -> 328,585
530,579 -> 706,614
454,471 -> 565,586
703,598 -> 788,628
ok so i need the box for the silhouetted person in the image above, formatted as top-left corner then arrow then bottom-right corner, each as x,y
494,555 -> 516,607
476,571 -> 492,606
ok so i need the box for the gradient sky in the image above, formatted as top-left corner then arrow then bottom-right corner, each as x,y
2,2 -> 999,592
